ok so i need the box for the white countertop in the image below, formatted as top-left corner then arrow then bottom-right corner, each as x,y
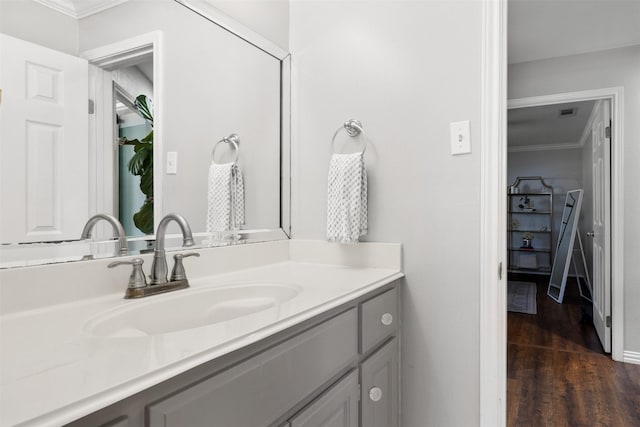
0,241 -> 403,427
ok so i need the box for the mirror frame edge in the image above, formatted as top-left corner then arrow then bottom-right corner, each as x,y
281,54 -> 292,238
174,0 -> 290,61
175,0 -> 292,239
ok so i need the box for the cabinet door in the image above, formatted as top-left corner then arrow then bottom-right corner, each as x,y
100,417 -> 129,427
288,370 -> 359,427
360,338 -> 398,427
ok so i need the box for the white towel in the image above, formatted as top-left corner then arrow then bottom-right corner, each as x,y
326,152 -> 368,244
207,162 -> 245,233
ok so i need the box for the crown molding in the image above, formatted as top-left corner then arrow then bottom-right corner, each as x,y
508,141 -> 583,152
33,0 -> 129,19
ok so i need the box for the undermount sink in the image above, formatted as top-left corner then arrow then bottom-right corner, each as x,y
83,283 -> 300,337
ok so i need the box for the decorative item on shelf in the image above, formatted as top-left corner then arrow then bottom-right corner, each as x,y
518,195 -> 536,211
521,232 -> 534,249
511,219 -> 520,230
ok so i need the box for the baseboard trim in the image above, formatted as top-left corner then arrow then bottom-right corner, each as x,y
622,351 -> 640,365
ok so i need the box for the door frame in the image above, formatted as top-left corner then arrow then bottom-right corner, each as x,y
479,1 -> 508,425
81,31 -> 163,232
479,0 -> 627,423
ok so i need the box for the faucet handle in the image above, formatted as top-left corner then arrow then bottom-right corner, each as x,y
170,252 -> 200,282
108,258 -> 147,289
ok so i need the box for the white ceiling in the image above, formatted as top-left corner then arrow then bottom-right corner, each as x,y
508,100 -> 597,151
508,0 -> 640,64
32,0 -> 128,19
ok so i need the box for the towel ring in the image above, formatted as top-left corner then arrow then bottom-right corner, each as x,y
212,133 -> 240,164
331,119 -> 366,154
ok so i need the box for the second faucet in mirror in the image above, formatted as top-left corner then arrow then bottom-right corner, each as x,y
81,214 -> 128,256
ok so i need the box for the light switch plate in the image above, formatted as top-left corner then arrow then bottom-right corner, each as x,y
166,151 -> 177,174
450,120 -> 471,155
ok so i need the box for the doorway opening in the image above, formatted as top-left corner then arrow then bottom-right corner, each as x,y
113,64 -> 154,238
82,32 -> 162,247
506,98 -> 608,343
504,90 -> 630,426
506,88 -> 624,356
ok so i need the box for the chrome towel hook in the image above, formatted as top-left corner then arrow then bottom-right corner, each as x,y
212,133 -> 240,164
332,119 -> 366,154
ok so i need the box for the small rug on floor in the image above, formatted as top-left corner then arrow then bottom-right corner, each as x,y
507,281 -> 537,314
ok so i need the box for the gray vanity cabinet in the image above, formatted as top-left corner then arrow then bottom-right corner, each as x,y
148,309 -> 358,427
66,282 -> 400,427
287,370 -> 359,427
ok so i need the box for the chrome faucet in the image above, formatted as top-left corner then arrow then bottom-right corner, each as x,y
150,213 -> 195,285
81,213 -> 128,255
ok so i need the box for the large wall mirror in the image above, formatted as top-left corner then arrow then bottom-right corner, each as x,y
0,0 -> 291,267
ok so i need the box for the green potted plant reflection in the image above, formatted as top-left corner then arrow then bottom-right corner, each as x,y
120,95 -> 154,234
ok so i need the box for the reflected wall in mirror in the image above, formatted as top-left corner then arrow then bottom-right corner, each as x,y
547,189 -> 583,303
0,0 -> 291,268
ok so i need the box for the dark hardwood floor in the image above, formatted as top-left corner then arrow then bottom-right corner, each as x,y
507,273 -> 640,427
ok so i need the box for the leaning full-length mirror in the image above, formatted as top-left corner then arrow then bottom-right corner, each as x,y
547,189 -> 583,303
0,0 -> 290,267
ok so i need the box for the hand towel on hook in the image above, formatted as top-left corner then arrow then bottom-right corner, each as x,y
326,152 -> 368,244
207,162 -> 245,233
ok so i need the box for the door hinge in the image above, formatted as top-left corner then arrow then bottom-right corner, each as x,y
498,262 -> 503,280
605,125 -> 611,139
88,99 -> 95,114
606,316 -> 612,328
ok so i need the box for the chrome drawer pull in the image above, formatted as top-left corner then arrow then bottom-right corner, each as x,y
369,387 -> 383,402
381,313 -> 393,326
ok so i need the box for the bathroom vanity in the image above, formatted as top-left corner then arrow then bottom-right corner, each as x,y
70,283 -> 399,427
0,241 -> 402,427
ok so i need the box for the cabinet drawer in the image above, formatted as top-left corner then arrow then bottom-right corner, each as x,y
360,338 -> 399,427
148,309 -> 357,427
360,287 -> 398,354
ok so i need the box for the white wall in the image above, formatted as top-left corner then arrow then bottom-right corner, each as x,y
508,0 -> 640,65
209,0 -> 289,50
289,2 -> 483,425
0,0 -> 78,55
0,0 -> 289,55
509,45 -> 640,354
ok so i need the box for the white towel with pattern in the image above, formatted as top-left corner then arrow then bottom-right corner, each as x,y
207,162 -> 245,233
326,152 -> 367,243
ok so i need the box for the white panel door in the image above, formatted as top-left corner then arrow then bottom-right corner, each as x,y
591,100 -> 611,352
0,34 -> 89,243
